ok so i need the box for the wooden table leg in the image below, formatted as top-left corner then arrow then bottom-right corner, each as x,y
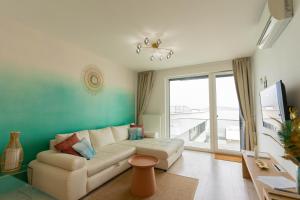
242,155 -> 251,179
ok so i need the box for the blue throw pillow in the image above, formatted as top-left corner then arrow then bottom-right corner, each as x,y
72,138 -> 96,160
128,127 -> 143,140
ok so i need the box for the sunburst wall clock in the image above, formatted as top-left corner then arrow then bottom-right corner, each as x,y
82,65 -> 104,94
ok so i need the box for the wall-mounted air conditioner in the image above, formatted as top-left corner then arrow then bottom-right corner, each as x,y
257,0 -> 293,49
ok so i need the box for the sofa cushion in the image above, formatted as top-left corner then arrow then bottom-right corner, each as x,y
56,130 -> 92,146
130,124 -> 144,136
73,138 -> 96,160
111,124 -> 130,142
37,150 -> 86,171
55,134 -> 81,156
86,144 -> 135,177
119,138 -> 184,160
128,127 -> 143,140
89,127 -> 115,150
144,131 -> 159,138
49,139 -> 57,151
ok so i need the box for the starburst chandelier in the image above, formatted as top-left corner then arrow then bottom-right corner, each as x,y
136,37 -> 174,61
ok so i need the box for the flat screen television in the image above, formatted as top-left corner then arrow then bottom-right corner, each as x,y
260,80 -> 289,134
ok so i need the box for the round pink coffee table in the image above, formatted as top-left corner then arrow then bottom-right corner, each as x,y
128,155 -> 159,197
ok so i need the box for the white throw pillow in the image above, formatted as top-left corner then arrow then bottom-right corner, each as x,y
111,124 -> 130,142
144,131 -> 159,138
89,127 -> 116,150
55,130 -> 92,145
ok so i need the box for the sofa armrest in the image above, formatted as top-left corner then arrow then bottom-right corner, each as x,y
37,150 -> 86,171
144,131 -> 159,138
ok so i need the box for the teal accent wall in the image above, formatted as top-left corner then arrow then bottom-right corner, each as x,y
0,67 -> 135,164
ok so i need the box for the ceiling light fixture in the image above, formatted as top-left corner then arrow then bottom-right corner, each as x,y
136,38 -> 174,61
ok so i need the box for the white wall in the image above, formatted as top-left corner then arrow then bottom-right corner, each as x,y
146,60 -> 232,137
252,1 -> 300,179
0,16 -> 137,93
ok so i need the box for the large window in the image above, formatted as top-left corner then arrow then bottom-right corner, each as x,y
169,72 -> 241,153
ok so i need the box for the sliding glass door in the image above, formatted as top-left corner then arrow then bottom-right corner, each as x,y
168,72 -> 241,154
215,74 -> 241,152
169,76 -> 211,150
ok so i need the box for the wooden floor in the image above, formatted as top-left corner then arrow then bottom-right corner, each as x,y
168,150 -> 259,200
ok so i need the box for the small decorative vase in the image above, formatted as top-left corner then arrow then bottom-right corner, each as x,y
0,131 -> 24,172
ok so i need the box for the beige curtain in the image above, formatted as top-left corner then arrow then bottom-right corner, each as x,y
233,57 -> 256,150
136,71 -> 154,125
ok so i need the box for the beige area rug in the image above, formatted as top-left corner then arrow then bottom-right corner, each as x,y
84,169 -> 198,200
214,153 -> 242,163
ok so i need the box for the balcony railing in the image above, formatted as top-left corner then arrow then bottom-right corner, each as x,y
170,117 -> 240,142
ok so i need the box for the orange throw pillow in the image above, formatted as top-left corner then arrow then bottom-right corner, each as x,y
55,134 -> 81,156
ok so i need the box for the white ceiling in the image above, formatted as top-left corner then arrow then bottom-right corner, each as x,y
0,0 -> 266,71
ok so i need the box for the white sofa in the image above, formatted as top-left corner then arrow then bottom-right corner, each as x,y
28,125 -> 184,200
